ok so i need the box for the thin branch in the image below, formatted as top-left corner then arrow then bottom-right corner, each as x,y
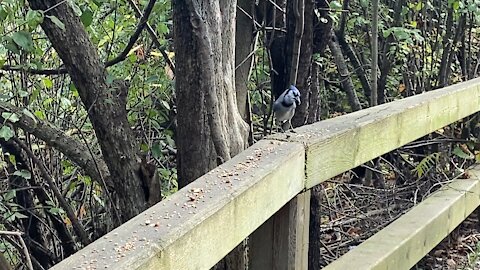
267,0 -> 286,13
371,0 -> 379,106
0,101 -> 112,188
0,231 -> 33,270
105,0 -> 157,67
2,0 -> 176,75
1,65 -> 67,75
126,0 -> 176,74
237,5 -> 262,28
13,138 -> 91,247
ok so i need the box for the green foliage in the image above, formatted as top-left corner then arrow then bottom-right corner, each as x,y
412,153 -> 440,178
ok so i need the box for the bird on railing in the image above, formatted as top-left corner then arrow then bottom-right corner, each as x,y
273,85 -> 301,132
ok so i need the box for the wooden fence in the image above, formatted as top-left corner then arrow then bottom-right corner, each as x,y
52,78 -> 480,269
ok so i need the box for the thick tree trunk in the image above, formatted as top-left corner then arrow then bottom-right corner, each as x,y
174,1 -> 249,187
313,0 -> 332,55
291,0 -> 314,127
174,2 -> 249,269
28,0 -> 148,223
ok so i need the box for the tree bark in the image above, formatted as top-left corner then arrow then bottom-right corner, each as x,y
308,185 -> 324,270
174,2 -> 250,269
371,0 -> 379,107
437,8 -> 454,87
174,0 -> 249,187
328,31 -> 362,111
263,0 -> 288,99
0,102 -> 111,189
377,0 -> 404,103
235,0 -> 257,122
28,0 -> 148,223
291,0 -> 313,128
307,62 -> 321,124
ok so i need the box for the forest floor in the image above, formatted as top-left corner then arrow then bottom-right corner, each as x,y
415,213 -> 480,270
319,170 -> 480,270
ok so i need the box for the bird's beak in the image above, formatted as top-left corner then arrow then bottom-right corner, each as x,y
295,97 -> 301,106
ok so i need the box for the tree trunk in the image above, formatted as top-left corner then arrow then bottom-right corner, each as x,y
291,0 -> 314,127
174,0 -> 249,187
371,0 -> 379,107
263,0 -> 288,99
174,2 -> 249,268
307,62 -> 321,124
377,0 -> 404,103
328,31 -> 362,111
308,185 -> 324,270
235,0 -> 257,122
28,0 -> 148,223
437,8 -> 454,88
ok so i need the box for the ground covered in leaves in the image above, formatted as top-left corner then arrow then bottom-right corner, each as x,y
318,164 -> 480,270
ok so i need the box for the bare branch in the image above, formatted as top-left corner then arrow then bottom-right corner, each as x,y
0,101 -> 111,188
105,0 -> 157,67
1,65 -> 67,75
13,138 -> 91,246
127,0 -> 176,74
0,231 -> 33,270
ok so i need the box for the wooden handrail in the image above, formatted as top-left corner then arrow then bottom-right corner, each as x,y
52,78 -> 480,269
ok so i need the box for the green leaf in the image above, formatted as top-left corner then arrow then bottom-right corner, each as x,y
46,15 -> 65,30
43,78 -> 53,89
68,1 -> 82,16
48,207 -> 64,215
7,154 -> 16,166
12,31 -> 34,52
453,146 -> 474,159
92,0 -> 105,7
0,126 -> 14,141
5,38 -> 20,54
140,143 -> 149,152
14,212 -> 28,219
329,0 -> 342,10
13,169 -> 31,180
359,0 -> 369,8
69,83 -> 79,97
2,112 -> 20,123
26,9 -> 44,29
152,143 -> 162,159
160,100 -> 170,110
18,90 -> 29,98
158,23 -> 169,35
60,97 -> 72,109
22,109 -> 38,124
4,190 -> 16,201
80,8 -> 94,27
34,110 -> 46,120
0,6 -> 8,22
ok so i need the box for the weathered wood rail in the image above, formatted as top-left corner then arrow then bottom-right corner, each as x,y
53,78 -> 480,270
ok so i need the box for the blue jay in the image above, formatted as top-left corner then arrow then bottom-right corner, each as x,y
273,85 -> 301,132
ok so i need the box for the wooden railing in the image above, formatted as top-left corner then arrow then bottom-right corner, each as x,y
52,78 -> 480,270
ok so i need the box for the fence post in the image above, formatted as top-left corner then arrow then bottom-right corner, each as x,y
250,190 -> 310,269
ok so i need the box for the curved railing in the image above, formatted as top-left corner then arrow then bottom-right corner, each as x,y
52,78 -> 480,270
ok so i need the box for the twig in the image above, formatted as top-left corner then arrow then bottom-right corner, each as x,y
126,0 -> 175,74
0,231 -> 33,270
12,138 -> 91,246
1,65 -> 67,75
105,0 -> 157,67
